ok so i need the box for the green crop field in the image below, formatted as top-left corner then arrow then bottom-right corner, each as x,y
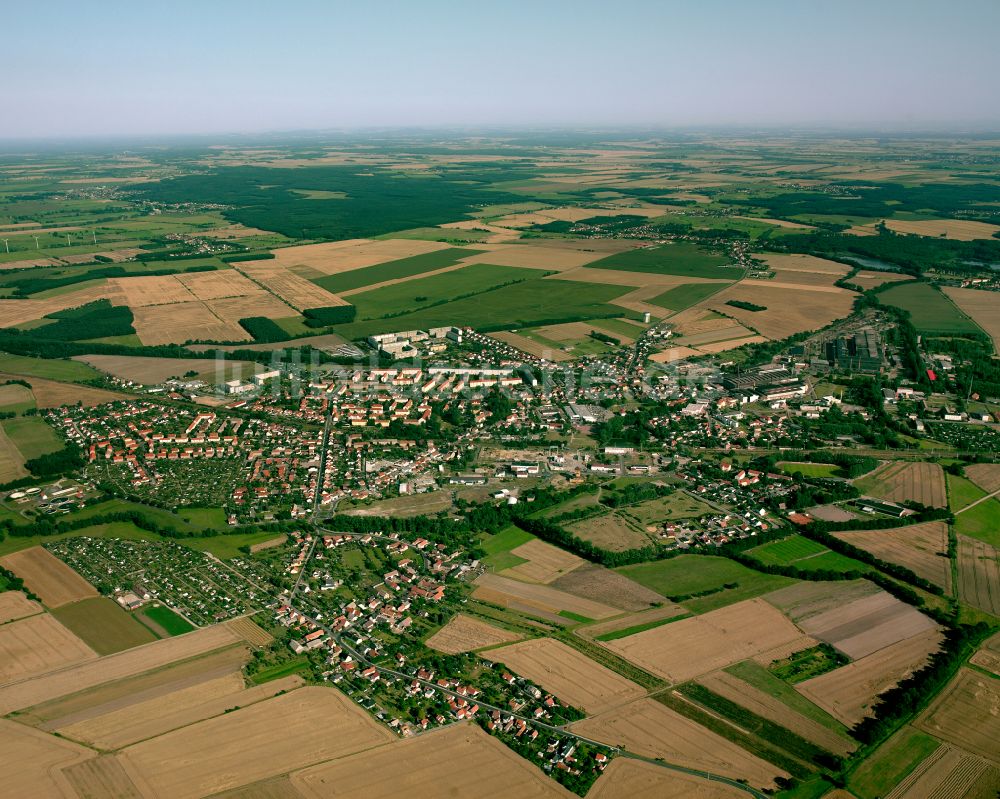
137,603 -> 196,636
311,247 -> 483,293
586,242 -> 739,278
586,317 -> 647,338
776,462 -> 842,478
481,525 -> 532,570
0,383 -> 35,415
848,725 -> 940,799
954,497 -> 1000,547
947,473 -> 987,511
616,555 -> 795,613
332,277 -> 631,339
878,282 -> 982,334
2,416 -> 64,460
51,596 -> 158,655
748,535 -> 871,574
648,281 -> 731,311
348,263 -> 542,319
0,354 -> 103,383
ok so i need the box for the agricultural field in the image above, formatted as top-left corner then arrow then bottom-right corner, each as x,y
549,563 -> 666,612
601,598 -> 812,683
50,597 -> 158,655
0,590 -> 42,623
776,461 -> 842,478
0,382 -> 35,414
487,637 -> 646,714
473,572 -> 619,622
956,535 -> 1000,616
878,282 -> 982,334
916,668 -> 1000,764
0,423 -> 27,482
570,698 -> 785,789
0,719 -> 95,799
587,758 -> 748,799
747,534 -> 870,575
293,723 -> 574,799
117,687 -> 395,799
853,460 -> 947,507
2,415 -> 64,460
954,497 -> 1000,548
425,613 -> 522,654
0,546 -> 99,607
835,521 -> 951,590
847,724 -> 942,799
584,242 -> 736,278
566,512 -> 652,551
617,555 -> 796,612
310,246 -> 483,293
0,613 -> 96,683
795,627 -> 943,726
942,286 -> 1000,350
500,538 -> 585,584
964,462 -> 1000,494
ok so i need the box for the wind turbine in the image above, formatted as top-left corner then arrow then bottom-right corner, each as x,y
33,235 -> 40,250
66,234 -> 71,247
2,239 -> 8,254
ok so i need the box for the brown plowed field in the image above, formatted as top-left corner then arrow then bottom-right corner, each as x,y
965,463 -> 1000,494
473,573 -> 619,620
587,758 -> 749,799
855,461 -> 947,507
550,564 -> 667,612
292,723 -> 575,799
502,538 -> 585,584
0,613 -> 96,684
269,239 -> 449,274
796,627 -> 943,726
0,718 -> 94,798
697,670 -> 855,756
59,673 -> 304,749
63,755 -> 145,799
603,598 -> 809,683
487,637 -> 645,715
763,579 -> 880,623
793,590 -> 937,659
957,535 -> 1000,617
426,613 -> 522,654
0,590 -> 42,623
0,546 -> 98,607
570,698 -> 785,789
835,522 -> 951,591
118,687 -> 394,799
0,622 -> 243,714
916,669 -> 1000,765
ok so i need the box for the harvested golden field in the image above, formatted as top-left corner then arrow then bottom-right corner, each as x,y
794,590 -> 937,660
0,422 -> 27,482
0,622 -> 243,715
884,218 -> 1000,241
883,744 -> 998,799
796,627 -> 943,726
205,293 -> 297,324
0,371 -> 124,408
426,613 -> 522,654
851,270 -> 912,288
487,637 -> 645,715
835,522 -> 951,591
649,345 -> 702,363
550,563 -> 666,612
588,758 -> 749,799
473,572 -> 619,621
0,546 -> 98,607
119,687 -> 394,799
132,300 -> 251,346
604,598 -> 811,683
59,673 -> 304,749
0,590 -> 42,623
110,274 -> 197,306
225,617 -> 273,646
965,463 -> 1000,494
556,266 -> 713,288
63,755 -> 145,799
74,353 -> 258,384
293,723 -> 574,799
0,613 -> 96,683
237,261 -> 349,310
0,381 -> 33,410
269,238 -> 449,274
461,243 -> 610,270
917,669 -> 1000,764
970,632 -> 1000,676
0,719 -> 94,798
502,538 -> 585,584
757,253 -> 850,274
854,460 -> 947,507
703,282 -> 855,339
697,670 -> 855,756
571,698 -> 785,788
942,287 -> 1000,351
174,269 -> 262,300
695,335 -> 768,353
957,535 -> 1000,616
213,776 -> 306,799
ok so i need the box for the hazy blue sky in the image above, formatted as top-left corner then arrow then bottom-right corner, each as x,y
4,0 -> 999,138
